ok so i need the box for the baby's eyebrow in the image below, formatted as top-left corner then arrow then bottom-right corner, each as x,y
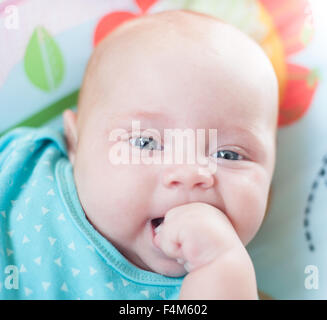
109,110 -> 174,125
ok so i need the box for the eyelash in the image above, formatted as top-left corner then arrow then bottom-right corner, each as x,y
129,136 -> 244,161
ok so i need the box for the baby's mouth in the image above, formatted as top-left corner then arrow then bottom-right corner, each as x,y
151,217 -> 164,249
151,217 -> 164,230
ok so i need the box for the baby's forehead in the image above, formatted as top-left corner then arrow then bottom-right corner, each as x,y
79,11 -> 278,133
88,11 -> 277,89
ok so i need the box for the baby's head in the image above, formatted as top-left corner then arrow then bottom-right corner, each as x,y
63,10 -> 278,277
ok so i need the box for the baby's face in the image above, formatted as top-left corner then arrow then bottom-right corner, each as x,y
65,12 -> 278,277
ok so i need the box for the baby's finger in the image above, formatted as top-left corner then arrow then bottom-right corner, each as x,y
153,223 -> 183,260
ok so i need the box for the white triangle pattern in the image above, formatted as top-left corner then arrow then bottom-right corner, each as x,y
54,257 -> 62,267
24,287 -> 33,297
61,282 -> 68,292
121,278 -> 129,287
48,237 -> 56,246
22,235 -> 30,244
68,241 -> 75,251
41,207 -> 49,215
47,189 -> 55,196
20,264 -> 27,273
7,230 -> 14,238
140,290 -> 149,298
89,266 -> 97,276
72,268 -> 80,277
106,282 -> 114,291
42,282 -> 51,291
58,213 -> 65,221
86,288 -> 93,296
34,224 -> 42,232
34,256 -> 42,265
159,291 -> 166,299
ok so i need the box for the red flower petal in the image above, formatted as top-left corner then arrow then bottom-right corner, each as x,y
259,0 -> 314,55
135,0 -> 157,13
93,11 -> 136,47
278,64 -> 319,127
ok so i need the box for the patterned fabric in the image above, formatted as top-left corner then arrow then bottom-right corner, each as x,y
0,127 -> 183,299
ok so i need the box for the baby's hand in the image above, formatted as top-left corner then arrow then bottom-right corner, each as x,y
154,202 -> 243,273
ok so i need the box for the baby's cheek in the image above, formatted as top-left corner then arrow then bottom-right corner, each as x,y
224,169 -> 270,245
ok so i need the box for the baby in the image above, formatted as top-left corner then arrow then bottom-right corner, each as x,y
0,10 -> 278,300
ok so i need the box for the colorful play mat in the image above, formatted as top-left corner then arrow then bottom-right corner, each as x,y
1,0 -> 326,299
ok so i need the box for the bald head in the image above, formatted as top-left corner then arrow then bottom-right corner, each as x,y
63,11 -> 279,275
77,10 -> 278,132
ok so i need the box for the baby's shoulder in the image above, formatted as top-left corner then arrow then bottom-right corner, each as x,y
0,127 -> 36,168
0,126 -> 68,215
0,126 -> 67,171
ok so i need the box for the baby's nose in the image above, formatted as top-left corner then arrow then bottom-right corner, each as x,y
162,165 -> 214,190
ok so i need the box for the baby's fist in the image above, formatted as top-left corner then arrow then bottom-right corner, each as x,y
154,202 -> 243,273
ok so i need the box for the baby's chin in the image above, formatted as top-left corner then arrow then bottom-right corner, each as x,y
140,256 -> 187,278
117,239 -> 186,277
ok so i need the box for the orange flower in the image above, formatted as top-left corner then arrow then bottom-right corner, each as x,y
259,0 -> 319,126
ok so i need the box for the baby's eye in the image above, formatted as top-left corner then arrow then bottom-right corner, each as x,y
129,136 -> 163,151
212,150 -> 243,161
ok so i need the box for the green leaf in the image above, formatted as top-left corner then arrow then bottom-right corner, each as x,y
24,26 -> 65,92
0,90 -> 79,138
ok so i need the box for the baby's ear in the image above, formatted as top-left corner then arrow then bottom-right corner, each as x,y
63,109 -> 78,165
